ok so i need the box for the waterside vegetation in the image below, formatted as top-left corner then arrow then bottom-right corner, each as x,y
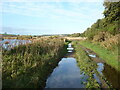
73,41 -> 100,88
73,41 -> 114,88
2,37 -> 67,88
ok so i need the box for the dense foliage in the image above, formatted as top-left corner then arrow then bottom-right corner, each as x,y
2,38 -> 67,88
67,33 -> 81,37
82,2 -> 120,39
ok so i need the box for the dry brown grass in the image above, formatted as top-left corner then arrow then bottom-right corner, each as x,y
92,32 -> 118,50
101,34 -> 119,50
64,37 -> 87,41
93,32 -> 113,42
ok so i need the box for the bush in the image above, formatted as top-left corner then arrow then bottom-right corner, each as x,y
93,32 -> 113,42
101,34 -> 119,50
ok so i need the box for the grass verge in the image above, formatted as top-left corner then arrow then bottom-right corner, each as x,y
79,40 -> 119,72
73,41 -> 100,88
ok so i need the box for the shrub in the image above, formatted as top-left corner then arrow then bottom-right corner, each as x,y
101,34 -> 119,50
93,32 -> 113,42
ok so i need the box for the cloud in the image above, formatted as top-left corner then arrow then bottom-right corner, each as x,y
1,1 -> 105,34
2,0 -> 104,3
1,2 -> 104,20
3,0 -> 119,2
1,26 -> 55,35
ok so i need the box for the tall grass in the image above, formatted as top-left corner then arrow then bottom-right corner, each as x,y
2,38 -> 67,88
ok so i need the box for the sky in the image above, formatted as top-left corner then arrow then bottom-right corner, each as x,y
0,0 -> 105,35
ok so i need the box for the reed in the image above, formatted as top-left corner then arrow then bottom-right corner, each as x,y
2,37 -> 67,88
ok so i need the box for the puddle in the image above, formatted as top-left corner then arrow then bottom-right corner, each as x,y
45,44 -> 120,88
85,49 -> 97,58
67,43 -> 74,53
45,58 -> 88,88
68,43 -> 72,47
89,54 -> 96,58
84,47 -> 120,88
97,63 -> 104,75
68,50 -> 72,53
96,57 -> 120,88
93,73 -> 101,84
67,47 -> 74,50
102,63 -> 120,88
45,43 -> 88,88
0,39 -> 31,50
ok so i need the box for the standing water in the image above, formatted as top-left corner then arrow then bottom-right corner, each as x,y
0,39 -> 31,50
84,47 -> 120,88
45,43 -> 88,88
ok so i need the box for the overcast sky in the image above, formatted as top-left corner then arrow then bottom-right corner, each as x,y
0,0 -> 104,35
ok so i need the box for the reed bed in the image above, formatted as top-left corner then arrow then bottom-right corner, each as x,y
2,37 -> 67,88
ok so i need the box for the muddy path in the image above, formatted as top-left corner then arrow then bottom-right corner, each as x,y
45,43 -> 88,88
81,45 -> 120,88
44,43 -> 119,88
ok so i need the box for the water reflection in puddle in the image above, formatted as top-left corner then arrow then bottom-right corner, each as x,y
97,63 -> 104,75
0,39 -> 31,50
67,43 -> 74,53
68,51 -> 72,53
45,43 -> 88,88
85,48 -> 120,88
85,50 -> 96,58
103,63 -> 120,88
45,43 -> 120,88
45,58 -> 88,88
89,54 -> 96,58
93,73 -> 101,84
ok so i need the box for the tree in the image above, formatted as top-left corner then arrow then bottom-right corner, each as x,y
4,32 -> 7,35
81,2 -> 120,39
